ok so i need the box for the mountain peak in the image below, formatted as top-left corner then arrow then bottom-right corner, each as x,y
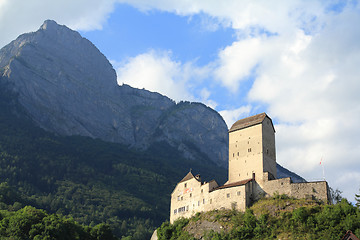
40,19 -> 59,30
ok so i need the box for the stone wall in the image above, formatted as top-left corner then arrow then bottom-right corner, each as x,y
259,174 -> 329,203
290,181 -> 329,203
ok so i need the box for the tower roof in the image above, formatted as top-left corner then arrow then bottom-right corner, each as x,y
229,113 -> 275,133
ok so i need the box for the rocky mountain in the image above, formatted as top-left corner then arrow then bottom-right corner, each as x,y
0,20 -> 228,167
0,20 -> 305,182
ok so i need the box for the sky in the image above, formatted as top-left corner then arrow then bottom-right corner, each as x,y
0,0 -> 359,203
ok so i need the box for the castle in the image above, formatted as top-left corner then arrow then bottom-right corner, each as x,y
170,113 -> 329,223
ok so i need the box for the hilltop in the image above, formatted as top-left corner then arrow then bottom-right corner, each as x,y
156,196 -> 360,240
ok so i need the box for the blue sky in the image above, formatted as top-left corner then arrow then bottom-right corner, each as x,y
1,0 -> 360,202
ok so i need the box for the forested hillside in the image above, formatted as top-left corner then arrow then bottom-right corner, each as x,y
0,82 -> 227,239
157,195 -> 360,240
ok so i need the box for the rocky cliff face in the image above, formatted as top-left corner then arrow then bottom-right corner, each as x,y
0,20 -> 228,166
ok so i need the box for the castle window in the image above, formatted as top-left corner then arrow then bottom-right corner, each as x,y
210,199 -> 212,204
237,152 -> 239,156
184,183 -> 187,188
248,148 -> 252,152
174,209 -> 177,214
186,206 -> 189,211
190,193 -> 192,197
198,201 -> 200,206
267,149 -> 269,154
233,153 -> 234,157
177,196 -> 180,201
227,193 -> 230,198
178,207 -> 185,213
181,196 -> 183,201
237,191 -> 241,196
203,199 -> 205,204
201,189 -> 203,193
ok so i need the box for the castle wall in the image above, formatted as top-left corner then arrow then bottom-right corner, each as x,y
259,176 -> 292,200
290,181 -> 329,203
259,175 -> 329,203
170,177 -> 251,223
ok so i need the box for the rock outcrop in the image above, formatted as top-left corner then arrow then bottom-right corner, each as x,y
0,20 -> 228,166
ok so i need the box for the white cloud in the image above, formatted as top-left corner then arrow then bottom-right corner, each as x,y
0,0 -> 116,48
244,4 -> 360,202
116,50 -> 210,102
219,106 -> 252,129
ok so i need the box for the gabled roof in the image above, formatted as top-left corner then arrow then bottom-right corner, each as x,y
229,113 -> 275,133
214,178 -> 253,191
179,171 -> 198,183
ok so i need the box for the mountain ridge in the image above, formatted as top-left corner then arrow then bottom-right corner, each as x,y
0,19 -> 228,167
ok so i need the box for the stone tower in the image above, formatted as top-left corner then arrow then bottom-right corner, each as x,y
228,113 -> 277,185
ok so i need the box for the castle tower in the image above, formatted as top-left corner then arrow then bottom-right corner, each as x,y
228,113 -> 276,185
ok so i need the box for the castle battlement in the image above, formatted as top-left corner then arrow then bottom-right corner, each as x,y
170,113 -> 329,223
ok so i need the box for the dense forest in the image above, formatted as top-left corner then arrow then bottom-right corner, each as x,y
0,187 -> 117,240
0,82 -> 227,239
157,194 -> 360,239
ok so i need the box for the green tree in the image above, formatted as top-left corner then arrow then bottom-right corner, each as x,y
329,187 -> 343,204
356,188 -> 360,208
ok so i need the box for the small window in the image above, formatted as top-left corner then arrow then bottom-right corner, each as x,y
203,199 -> 205,204
174,209 -> 177,214
186,206 -> 189,211
248,148 -> 252,152
227,193 -> 230,198
190,193 -> 192,197
184,183 -> 187,188
181,196 -> 183,201
267,149 -> 269,154
201,189 -> 203,193
210,199 -> 212,204
233,153 -> 235,157
198,201 -> 200,206
237,152 -> 239,156
237,191 -> 241,196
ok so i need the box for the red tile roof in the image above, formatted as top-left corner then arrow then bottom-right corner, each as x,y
214,178 -> 253,190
